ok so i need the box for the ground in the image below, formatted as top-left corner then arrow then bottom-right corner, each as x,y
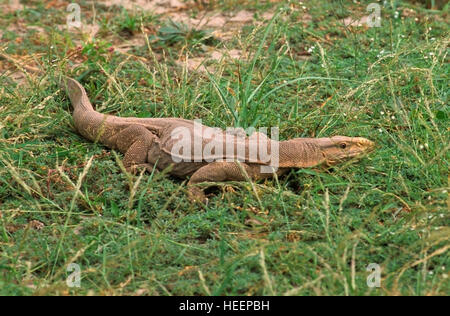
0,0 -> 448,295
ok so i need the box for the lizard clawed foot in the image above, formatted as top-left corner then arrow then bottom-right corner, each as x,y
126,164 -> 157,175
187,186 -> 209,206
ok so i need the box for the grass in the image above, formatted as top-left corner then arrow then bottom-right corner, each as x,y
0,0 -> 448,295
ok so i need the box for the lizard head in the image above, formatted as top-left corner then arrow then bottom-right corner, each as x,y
278,136 -> 375,168
317,136 -> 375,166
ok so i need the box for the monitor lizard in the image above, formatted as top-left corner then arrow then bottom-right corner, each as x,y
1,53 -> 375,204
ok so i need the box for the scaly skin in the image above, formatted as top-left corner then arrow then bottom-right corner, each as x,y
0,51 -> 375,203
61,77 -> 375,203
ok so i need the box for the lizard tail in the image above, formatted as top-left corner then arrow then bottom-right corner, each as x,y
58,76 -> 95,112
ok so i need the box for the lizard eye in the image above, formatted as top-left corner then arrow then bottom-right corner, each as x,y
340,143 -> 347,149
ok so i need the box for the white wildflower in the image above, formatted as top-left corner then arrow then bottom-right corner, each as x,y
377,50 -> 385,58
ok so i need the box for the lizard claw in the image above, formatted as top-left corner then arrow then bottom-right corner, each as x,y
126,164 -> 156,175
187,186 -> 209,205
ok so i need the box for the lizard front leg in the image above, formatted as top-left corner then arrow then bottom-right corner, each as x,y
113,125 -> 157,173
187,161 -> 271,204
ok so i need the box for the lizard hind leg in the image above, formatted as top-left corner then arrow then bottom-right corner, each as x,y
113,125 -> 157,174
187,162 -> 260,204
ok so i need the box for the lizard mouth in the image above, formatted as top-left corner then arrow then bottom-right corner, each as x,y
349,139 -> 376,158
324,145 -> 375,165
